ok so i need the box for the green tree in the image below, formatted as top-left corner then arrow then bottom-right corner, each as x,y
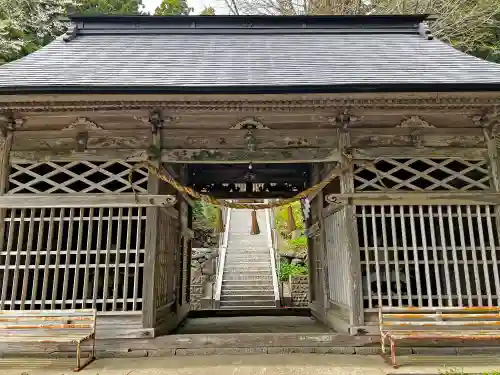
200,6 -> 215,15
229,0 -> 500,59
154,0 -> 193,15
0,0 -> 145,64
76,0 -> 144,14
0,0 -> 74,63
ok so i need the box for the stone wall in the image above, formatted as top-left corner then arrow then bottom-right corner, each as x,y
190,247 -> 218,310
290,275 -> 308,307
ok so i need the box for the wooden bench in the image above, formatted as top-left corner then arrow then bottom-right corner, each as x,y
0,309 -> 96,372
379,306 -> 500,368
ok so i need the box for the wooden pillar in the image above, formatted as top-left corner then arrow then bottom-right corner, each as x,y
339,130 -> 363,332
175,164 -> 192,322
142,127 -> 161,328
317,164 -> 330,316
0,124 -> 13,250
308,164 -> 324,316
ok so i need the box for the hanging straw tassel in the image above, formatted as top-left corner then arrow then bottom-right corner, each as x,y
250,209 -> 260,235
286,205 -> 297,236
214,206 -> 225,234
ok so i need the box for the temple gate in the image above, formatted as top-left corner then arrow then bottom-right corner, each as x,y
0,13 -> 497,352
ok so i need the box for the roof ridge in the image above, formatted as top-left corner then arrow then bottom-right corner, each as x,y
66,14 -> 430,35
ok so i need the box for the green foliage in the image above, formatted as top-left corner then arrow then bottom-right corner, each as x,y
200,6 -> 215,15
287,236 -> 307,253
193,201 -> 218,229
279,262 -> 308,282
0,0 -> 74,64
154,0 -> 192,15
76,0 -> 144,14
274,202 -> 307,254
0,0 -> 146,64
274,201 -> 304,236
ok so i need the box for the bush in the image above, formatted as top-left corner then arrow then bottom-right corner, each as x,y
279,262 -> 308,282
193,201 -> 218,229
288,236 -> 307,253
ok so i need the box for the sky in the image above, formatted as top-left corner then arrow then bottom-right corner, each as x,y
142,0 -> 229,14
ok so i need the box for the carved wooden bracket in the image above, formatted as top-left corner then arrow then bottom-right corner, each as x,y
0,112 -> 23,147
397,116 -> 435,148
63,117 -> 103,131
472,108 -> 500,134
324,109 -> 361,129
397,116 -> 434,129
325,194 -> 343,205
244,130 -> 257,152
136,110 -> 179,133
75,132 -> 88,152
230,116 -> 269,130
304,221 -> 320,238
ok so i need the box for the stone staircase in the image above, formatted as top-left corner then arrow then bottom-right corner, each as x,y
219,209 -> 278,309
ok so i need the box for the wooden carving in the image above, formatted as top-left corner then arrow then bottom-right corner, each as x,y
88,136 -> 149,149
397,116 -> 434,128
63,117 -> 103,131
230,117 -> 269,130
472,108 -> 500,131
397,116 -> 434,148
323,109 -> 360,128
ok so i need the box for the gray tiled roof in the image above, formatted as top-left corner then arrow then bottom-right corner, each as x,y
1,15 -> 500,93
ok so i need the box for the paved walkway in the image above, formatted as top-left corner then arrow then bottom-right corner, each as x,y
1,354 -> 499,375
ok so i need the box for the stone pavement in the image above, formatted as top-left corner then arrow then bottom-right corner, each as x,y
0,354 -> 499,375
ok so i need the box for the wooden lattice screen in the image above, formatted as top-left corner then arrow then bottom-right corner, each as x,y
8,161 -> 148,194
352,157 -> 500,316
0,161 -> 149,312
357,204 -> 500,310
354,158 -> 490,192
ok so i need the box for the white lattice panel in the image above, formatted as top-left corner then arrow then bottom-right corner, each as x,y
8,161 -> 148,194
357,204 -> 500,311
354,158 -> 490,192
0,207 -> 146,311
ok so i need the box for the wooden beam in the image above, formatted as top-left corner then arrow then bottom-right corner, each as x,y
161,129 -> 338,150
325,191 -> 500,205
11,129 -> 150,151
190,191 -> 300,199
0,194 -> 176,208
351,147 -> 487,160
10,149 -> 147,163
350,127 -> 485,149
161,148 -> 340,163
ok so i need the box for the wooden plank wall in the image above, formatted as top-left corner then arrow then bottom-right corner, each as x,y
324,207 -> 351,311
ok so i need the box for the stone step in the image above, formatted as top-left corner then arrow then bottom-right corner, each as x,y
223,276 -> 273,281
220,289 -> 274,295
224,259 -> 271,267
227,244 -> 269,248
220,294 -> 275,301
222,280 -> 274,287
225,255 -> 269,260
227,249 -> 268,253
223,268 -> 271,274
219,300 -> 277,308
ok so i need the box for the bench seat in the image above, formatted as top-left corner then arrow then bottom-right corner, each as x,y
386,330 -> 500,340
379,307 -> 500,368
0,309 -> 97,372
